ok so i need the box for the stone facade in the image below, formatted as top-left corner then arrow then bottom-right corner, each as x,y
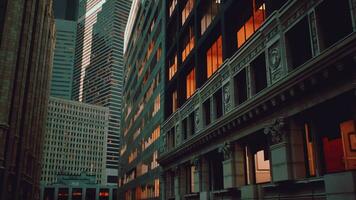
0,0 -> 55,199
158,0 -> 356,200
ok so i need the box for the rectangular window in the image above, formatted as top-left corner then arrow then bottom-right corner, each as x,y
250,53 -> 267,94
254,150 -> 271,184
206,36 -> 223,78
237,0 -> 266,48
213,89 -> 223,119
168,54 -> 178,80
316,0 -> 352,50
169,0 -> 178,17
186,68 -> 196,98
304,123 -> 316,176
182,27 -> 195,62
200,0 -> 220,35
285,17 -> 312,70
182,0 -> 194,25
203,99 -> 211,126
172,90 -> 178,113
234,69 -> 248,105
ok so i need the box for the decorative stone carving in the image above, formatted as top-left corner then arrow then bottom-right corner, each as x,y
160,133 -> 167,153
268,42 -> 284,83
195,110 -> 200,127
191,157 -> 200,171
223,84 -> 231,113
175,124 -> 181,145
264,117 -> 287,145
219,142 -> 232,160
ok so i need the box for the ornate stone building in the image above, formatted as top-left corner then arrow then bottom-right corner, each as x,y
158,0 -> 356,199
0,0 -> 55,199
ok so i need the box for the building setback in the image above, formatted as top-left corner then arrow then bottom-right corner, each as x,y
41,97 -> 109,185
158,0 -> 356,199
0,0 -> 55,199
119,0 -> 164,199
72,0 -> 131,184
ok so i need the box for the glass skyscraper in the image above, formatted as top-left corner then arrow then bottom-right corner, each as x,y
50,0 -> 78,99
73,0 -> 131,184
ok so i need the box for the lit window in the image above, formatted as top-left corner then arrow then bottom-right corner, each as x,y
206,36 -> 223,78
186,68 -> 196,98
182,27 -> 195,62
182,0 -> 194,25
237,0 -> 266,48
169,54 -> 178,80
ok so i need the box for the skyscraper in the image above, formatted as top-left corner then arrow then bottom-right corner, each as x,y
0,0 -> 55,199
119,0 -> 164,198
41,97 -> 109,185
50,0 -> 78,99
73,0 -> 131,184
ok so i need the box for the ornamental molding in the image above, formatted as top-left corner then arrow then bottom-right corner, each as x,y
264,117 -> 287,145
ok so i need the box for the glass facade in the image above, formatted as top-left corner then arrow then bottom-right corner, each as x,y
72,0 -> 131,183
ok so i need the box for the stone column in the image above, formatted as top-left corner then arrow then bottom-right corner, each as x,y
241,146 -> 258,200
210,97 -> 216,123
68,187 -> 72,200
174,167 -> 181,200
200,157 -> 210,200
219,142 -> 234,189
192,158 -> 201,193
195,107 -> 203,133
265,117 -> 306,182
160,173 -> 166,200
264,117 -> 292,182
349,0 -> 356,31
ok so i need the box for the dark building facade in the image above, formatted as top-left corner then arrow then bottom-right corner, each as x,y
158,0 -> 356,199
0,0 -> 55,199
72,0 -> 131,184
119,0 -> 164,199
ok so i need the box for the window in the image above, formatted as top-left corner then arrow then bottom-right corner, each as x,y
206,36 -> 223,78
303,123 -> 316,177
285,17 -> 312,70
237,0 -> 266,48
172,90 -> 178,113
168,54 -> 178,80
254,150 -> 271,184
316,0 -> 352,50
169,0 -> 178,17
182,0 -> 194,25
200,0 -> 220,35
186,68 -> 196,98
213,89 -> 223,119
186,165 -> 195,193
234,69 -> 248,105
182,26 -> 195,62
250,53 -> 267,94
203,99 -> 211,126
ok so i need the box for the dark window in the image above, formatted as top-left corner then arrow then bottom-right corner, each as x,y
182,118 -> 188,140
107,176 -> 117,183
214,89 -> 223,119
316,0 -> 352,50
250,53 -> 267,94
86,188 -> 96,200
112,189 -> 118,200
209,151 -> 224,190
234,69 -> 248,105
285,17 -> 312,70
189,112 -> 195,135
203,99 -> 211,126
44,188 -> 55,200
0,0 -> 7,42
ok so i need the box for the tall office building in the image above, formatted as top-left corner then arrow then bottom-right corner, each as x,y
50,0 -> 78,99
41,97 -> 109,185
73,0 -> 131,184
158,0 -> 356,199
119,0 -> 164,199
0,0 -> 55,199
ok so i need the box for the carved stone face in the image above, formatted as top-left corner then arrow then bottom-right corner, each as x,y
269,48 -> 281,69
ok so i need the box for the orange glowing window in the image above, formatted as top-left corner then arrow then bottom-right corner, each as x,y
186,68 -> 196,99
304,123 -> 316,176
182,0 -> 194,25
237,1 -> 266,48
182,27 -> 195,62
206,36 -> 223,78
169,54 -> 178,80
